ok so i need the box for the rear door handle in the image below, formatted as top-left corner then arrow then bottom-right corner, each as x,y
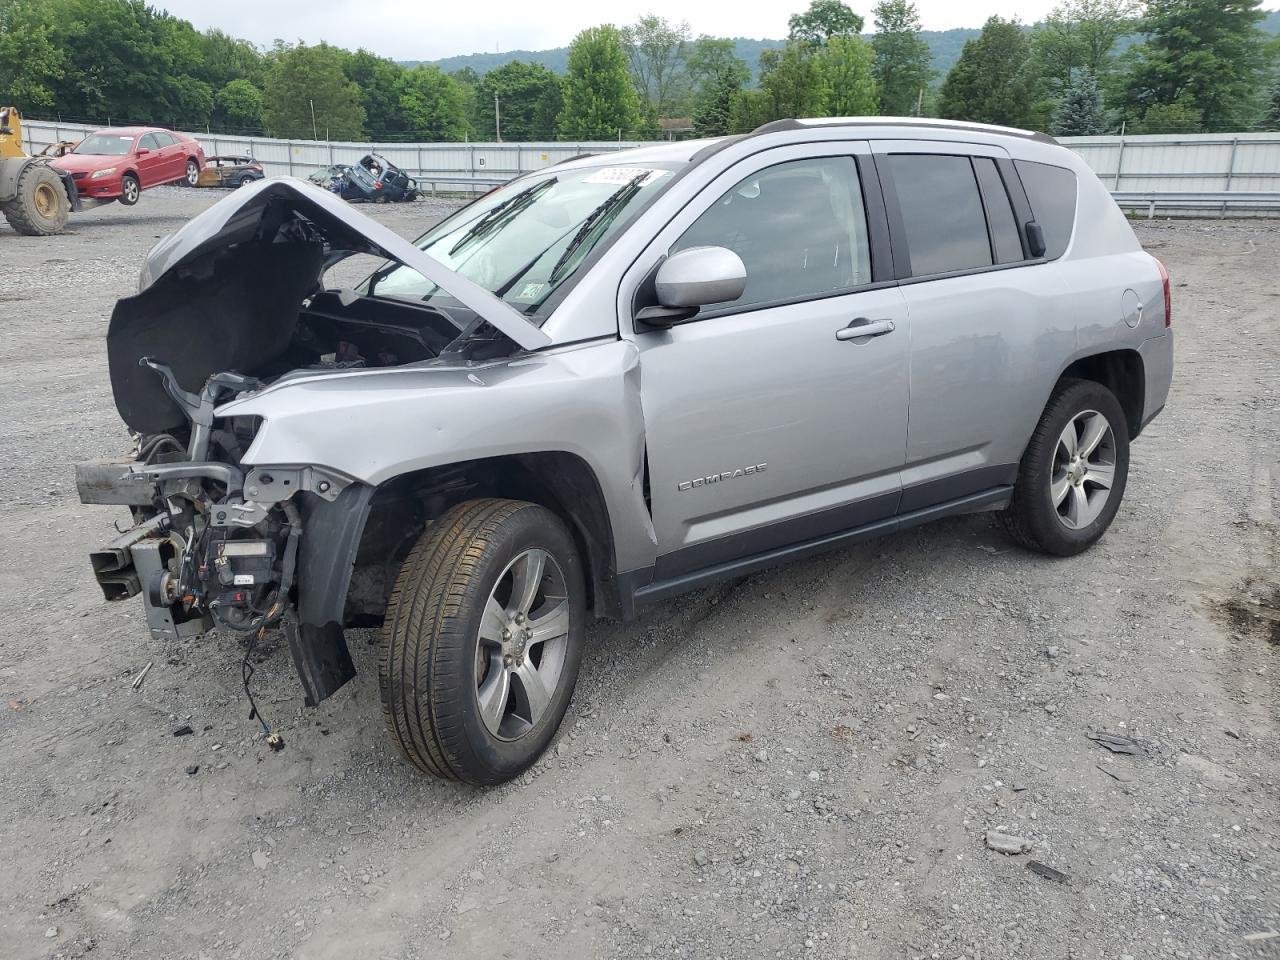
835,318 -> 896,342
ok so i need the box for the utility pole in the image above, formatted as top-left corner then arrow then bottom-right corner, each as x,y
494,94 -> 501,143
309,99 -> 318,140
915,87 -> 924,117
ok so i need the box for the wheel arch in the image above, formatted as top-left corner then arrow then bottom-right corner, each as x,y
346,451 -> 620,628
1057,348 -> 1146,439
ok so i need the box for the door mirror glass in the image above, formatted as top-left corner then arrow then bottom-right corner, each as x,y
656,246 -> 746,308
136,147 -> 150,155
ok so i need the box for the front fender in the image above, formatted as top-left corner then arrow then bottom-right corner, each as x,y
220,340 -> 657,574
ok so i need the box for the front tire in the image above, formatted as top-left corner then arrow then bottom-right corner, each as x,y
380,499 -> 586,785
1000,378 -> 1130,556
1,163 -> 69,235
119,173 -> 140,206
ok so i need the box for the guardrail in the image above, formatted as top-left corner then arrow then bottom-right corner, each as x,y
1111,190 -> 1280,218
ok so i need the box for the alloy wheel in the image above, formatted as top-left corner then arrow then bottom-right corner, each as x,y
474,548 -> 570,741
1051,409 -> 1117,529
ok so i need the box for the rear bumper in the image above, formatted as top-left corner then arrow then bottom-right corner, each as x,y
1138,331 -> 1174,431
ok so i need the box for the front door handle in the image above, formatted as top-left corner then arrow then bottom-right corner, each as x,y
836,318 -> 896,342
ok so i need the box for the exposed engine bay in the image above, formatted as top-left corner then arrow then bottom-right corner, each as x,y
78,177 -> 552,702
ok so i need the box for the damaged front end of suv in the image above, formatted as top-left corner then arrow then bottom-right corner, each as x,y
75,178 -> 558,706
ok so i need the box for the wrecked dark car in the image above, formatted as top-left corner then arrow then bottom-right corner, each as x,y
329,153 -> 420,203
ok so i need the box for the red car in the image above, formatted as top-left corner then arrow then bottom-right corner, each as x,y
51,127 -> 204,205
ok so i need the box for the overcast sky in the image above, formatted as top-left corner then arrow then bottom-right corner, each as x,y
153,0 -> 1122,61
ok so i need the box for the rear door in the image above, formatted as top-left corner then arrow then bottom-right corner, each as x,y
872,140 -> 1076,511
154,132 -> 184,182
626,142 -> 911,580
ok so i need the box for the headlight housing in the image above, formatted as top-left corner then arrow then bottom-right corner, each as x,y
91,167 -> 118,179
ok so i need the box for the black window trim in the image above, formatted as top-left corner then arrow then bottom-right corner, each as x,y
633,150 -> 894,329
972,156 -> 1022,265
875,148 -> 1059,283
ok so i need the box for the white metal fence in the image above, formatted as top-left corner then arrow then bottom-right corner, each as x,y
20,119 -> 1280,214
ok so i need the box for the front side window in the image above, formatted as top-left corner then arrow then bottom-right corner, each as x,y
138,134 -> 161,150
672,155 -> 871,311
365,163 -> 678,318
74,134 -> 136,156
888,153 -> 992,277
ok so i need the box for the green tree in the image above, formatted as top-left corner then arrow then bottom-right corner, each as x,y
817,35 -> 879,115
1117,0 -> 1267,132
728,88 -> 772,132
343,49 -> 407,139
872,0 -> 933,115
1130,96 -> 1203,132
687,37 -> 749,136
1264,78 -> 1280,131
396,66 -> 468,140
198,28 -> 266,90
938,16 -> 1044,128
621,14 -> 691,116
215,78 -> 263,131
558,25 -> 645,139
262,42 -> 364,139
475,61 -> 564,140
1032,0 -> 1137,98
1052,72 -> 1108,134
757,42 -> 828,121
788,0 -> 864,44
0,0 -> 64,109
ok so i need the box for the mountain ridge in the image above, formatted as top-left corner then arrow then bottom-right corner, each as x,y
403,10 -> 1280,85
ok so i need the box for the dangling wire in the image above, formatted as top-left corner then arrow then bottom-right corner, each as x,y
241,625 -> 284,751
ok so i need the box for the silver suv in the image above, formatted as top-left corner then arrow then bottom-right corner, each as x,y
78,118 -> 1173,784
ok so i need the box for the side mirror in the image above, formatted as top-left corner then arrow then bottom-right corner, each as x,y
637,246 -> 746,327
136,147 -> 150,156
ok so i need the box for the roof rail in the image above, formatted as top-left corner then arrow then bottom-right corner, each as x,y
749,116 -> 1058,146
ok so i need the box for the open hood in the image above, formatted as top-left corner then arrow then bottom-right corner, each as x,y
138,177 -> 548,350
109,177 -> 551,434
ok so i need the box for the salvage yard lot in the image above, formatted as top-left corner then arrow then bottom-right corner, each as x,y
0,186 -> 1277,960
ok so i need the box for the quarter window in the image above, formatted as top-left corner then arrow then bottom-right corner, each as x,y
672,156 -> 872,311
1014,160 -> 1077,260
887,154 -> 992,277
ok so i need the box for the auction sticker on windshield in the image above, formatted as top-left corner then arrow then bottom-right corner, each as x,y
585,167 -> 668,186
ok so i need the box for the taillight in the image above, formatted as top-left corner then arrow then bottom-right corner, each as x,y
1154,256 -> 1171,327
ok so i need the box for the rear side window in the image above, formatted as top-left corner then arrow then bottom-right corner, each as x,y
973,158 -> 1024,264
887,154 -> 992,277
1014,160 -> 1077,259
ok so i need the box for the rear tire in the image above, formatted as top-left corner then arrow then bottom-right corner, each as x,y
1000,378 -> 1130,556
119,173 -> 140,206
185,158 -> 200,187
1,163 -> 69,235
380,499 -> 586,785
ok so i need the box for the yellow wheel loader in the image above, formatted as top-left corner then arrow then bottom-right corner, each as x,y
1,106 -> 80,235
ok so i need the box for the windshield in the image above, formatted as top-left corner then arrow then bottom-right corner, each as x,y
74,134 -> 137,156
365,163 -> 678,318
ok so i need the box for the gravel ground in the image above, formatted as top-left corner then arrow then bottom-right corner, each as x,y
0,185 -> 1277,960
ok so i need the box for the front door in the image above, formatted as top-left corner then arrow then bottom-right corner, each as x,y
629,145 -> 910,580
134,133 -> 166,187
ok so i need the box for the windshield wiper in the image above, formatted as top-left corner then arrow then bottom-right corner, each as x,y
446,178 -> 556,257
546,172 -> 650,285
